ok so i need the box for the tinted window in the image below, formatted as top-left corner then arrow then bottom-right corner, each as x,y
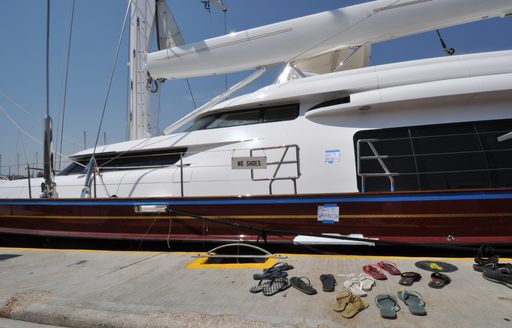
188,104 -> 299,131
206,109 -> 260,129
59,147 -> 187,175
354,119 -> 512,192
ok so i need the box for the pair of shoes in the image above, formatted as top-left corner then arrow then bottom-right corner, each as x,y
428,272 -> 451,289
332,289 -> 369,318
473,245 -> 499,272
320,274 -> 336,292
253,262 -> 294,280
399,272 -> 422,286
363,261 -> 400,280
482,262 -> 512,288
250,277 -> 291,296
343,273 -> 375,296
376,290 -> 426,318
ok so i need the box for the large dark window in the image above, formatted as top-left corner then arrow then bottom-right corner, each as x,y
187,104 -> 299,131
58,147 -> 187,175
354,119 -> 512,192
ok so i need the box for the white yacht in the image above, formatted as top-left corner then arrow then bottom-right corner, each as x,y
0,0 -> 511,247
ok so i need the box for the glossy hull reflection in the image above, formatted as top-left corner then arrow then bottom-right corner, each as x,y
0,189 -> 511,247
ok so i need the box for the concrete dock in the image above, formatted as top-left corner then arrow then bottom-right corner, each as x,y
0,247 -> 511,328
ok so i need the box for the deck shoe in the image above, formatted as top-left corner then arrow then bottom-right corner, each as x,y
473,245 -> 499,272
482,265 -> 512,288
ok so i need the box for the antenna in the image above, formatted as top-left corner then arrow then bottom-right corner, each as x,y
436,29 -> 455,56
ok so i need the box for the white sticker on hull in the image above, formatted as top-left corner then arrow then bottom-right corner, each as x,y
324,150 -> 340,164
318,204 -> 339,224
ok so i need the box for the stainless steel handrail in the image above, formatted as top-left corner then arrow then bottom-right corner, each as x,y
250,144 -> 301,194
357,139 -> 396,192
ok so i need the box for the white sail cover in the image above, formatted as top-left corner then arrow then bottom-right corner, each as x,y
156,0 -> 184,50
147,0 -> 512,80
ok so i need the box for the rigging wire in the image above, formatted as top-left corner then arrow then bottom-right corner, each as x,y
45,0 -> 50,119
58,0 -> 76,170
92,0 -> 131,156
185,79 -> 197,109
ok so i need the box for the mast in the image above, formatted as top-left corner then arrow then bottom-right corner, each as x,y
128,0 -> 156,140
41,0 -> 57,198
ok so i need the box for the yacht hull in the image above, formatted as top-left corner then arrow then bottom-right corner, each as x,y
0,188 -> 511,247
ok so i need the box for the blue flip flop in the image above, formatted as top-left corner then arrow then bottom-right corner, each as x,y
397,290 -> 427,316
375,294 -> 400,319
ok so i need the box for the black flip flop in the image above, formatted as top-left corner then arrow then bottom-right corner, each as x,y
253,269 -> 288,280
262,278 -> 291,296
290,276 -> 317,295
320,274 -> 336,292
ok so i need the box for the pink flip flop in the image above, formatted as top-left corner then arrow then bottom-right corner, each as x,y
363,264 -> 387,280
377,261 -> 401,275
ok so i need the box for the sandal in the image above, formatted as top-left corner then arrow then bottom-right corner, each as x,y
399,272 -> 422,286
333,289 -> 352,312
341,294 -> 369,318
343,278 -> 365,296
428,272 -> 451,289
290,276 -> 317,295
359,273 -> 376,291
377,260 -> 401,275
363,264 -> 387,280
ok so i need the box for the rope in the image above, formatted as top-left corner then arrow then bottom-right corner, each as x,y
92,0 -> 131,156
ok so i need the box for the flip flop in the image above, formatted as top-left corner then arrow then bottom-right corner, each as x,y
290,276 -> 317,295
428,272 -> 451,289
343,278 -> 366,296
377,260 -> 401,275
262,277 -> 291,296
333,289 -> 352,312
263,262 -> 294,273
399,271 -> 422,286
253,269 -> 288,280
249,280 -> 264,293
320,274 -> 336,292
341,294 -> 369,319
375,294 -> 400,319
397,290 -> 427,316
363,264 -> 387,280
359,273 -> 376,291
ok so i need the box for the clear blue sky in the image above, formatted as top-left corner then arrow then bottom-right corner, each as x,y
0,0 -> 511,175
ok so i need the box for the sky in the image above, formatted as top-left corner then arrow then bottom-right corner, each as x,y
0,0 -> 511,176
